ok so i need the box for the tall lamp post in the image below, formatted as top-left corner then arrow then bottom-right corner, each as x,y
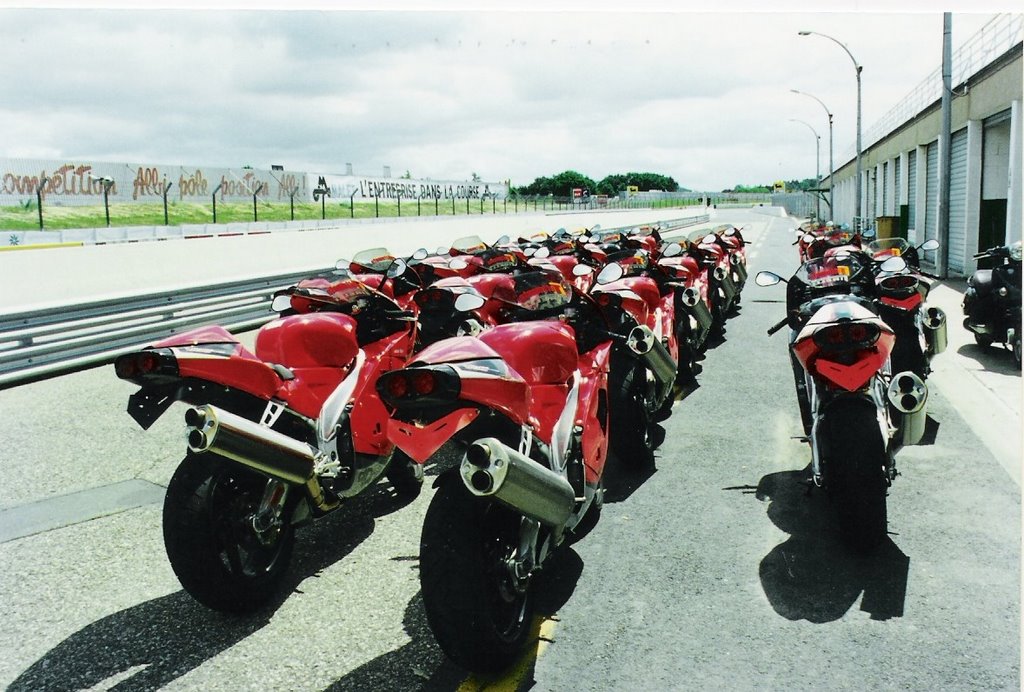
790,88 -> 834,221
798,30 -> 862,223
789,118 -> 821,221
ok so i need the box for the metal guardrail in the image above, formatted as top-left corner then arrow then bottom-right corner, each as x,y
0,214 -> 711,389
0,268 -> 333,388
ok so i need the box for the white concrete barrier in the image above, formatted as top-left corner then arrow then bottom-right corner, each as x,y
1,209 -> 701,312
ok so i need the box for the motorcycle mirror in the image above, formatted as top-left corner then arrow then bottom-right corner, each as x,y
754,271 -> 784,287
271,294 -> 294,312
454,293 -> 486,312
661,242 -> 682,258
412,248 -> 429,260
918,238 -> 940,252
386,258 -> 409,278
572,263 -> 594,277
596,262 -> 624,285
880,255 -> 908,273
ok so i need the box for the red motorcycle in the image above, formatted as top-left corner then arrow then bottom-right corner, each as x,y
113,269 -> 422,613
376,268 -> 612,673
757,251 -> 929,550
591,248 -> 681,465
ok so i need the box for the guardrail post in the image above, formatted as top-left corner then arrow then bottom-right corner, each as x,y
212,182 -> 223,223
252,182 -> 264,222
163,181 -> 173,225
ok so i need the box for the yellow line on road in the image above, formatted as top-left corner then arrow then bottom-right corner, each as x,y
0,241 -> 83,251
457,615 -> 558,692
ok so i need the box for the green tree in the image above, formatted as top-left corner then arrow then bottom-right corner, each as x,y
516,170 -> 597,197
596,172 -> 679,196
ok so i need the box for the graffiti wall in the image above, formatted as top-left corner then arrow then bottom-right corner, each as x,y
0,158 -> 508,207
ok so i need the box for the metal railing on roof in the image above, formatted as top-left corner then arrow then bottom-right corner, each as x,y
839,13 -> 1023,163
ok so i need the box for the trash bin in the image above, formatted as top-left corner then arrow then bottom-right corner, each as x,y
876,216 -> 899,240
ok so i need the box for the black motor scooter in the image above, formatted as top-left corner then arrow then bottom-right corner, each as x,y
963,241 -> 1022,369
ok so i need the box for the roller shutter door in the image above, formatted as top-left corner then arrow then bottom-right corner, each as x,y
907,151 -> 917,237
923,141 -> 939,263
882,161 -> 889,215
947,128 -> 969,273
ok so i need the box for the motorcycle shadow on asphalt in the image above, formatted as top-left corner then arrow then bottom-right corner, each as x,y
6,480 -> 421,692
323,548 -> 587,692
956,342 -> 1021,375
751,467 -> 910,623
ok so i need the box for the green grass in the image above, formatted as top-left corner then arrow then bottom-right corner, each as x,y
0,197 -> 707,232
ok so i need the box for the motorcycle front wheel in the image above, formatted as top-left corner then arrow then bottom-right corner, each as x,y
163,452 -> 296,613
420,480 -> 532,673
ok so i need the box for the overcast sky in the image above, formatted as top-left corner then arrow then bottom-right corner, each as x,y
0,1 -> 1017,191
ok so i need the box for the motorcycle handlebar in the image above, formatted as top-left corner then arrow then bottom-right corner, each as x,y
766,317 -> 788,336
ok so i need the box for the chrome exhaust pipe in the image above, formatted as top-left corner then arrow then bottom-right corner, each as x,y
626,325 -> 677,392
922,306 -> 948,357
186,405 -> 338,511
730,254 -> 748,284
886,371 -> 928,446
460,437 -> 575,527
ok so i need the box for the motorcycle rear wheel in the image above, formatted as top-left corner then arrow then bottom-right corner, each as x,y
163,452 -> 296,613
420,480 -> 532,673
824,406 -> 888,552
608,360 -> 655,468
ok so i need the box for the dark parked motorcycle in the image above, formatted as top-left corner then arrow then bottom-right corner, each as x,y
963,241 -> 1022,369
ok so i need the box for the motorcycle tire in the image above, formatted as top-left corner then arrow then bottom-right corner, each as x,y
608,360 -> 655,468
163,452 -> 296,613
823,404 -> 888,552
384,449 -> 424,499
1014,334 -> 1022,370
974,332 -> 994,347
420,479 -> 532,674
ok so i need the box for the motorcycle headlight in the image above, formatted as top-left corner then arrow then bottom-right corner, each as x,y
1010,242 -> 1022,262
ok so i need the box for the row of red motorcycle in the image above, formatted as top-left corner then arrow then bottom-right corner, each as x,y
113,220 -> 748,672
757,220 -> 947,551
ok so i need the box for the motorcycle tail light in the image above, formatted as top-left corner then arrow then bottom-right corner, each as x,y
377,365 -> 460,407
114,349 -> 178,382
879,274 -> 917,292
812,321 -> 881,352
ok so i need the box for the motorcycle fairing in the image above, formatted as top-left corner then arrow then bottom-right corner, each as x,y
478,322 -> 578,387
387,407 -> 481,463
880,293 -> 924,311
410,336 -> 531,425
791,301 -> 895,392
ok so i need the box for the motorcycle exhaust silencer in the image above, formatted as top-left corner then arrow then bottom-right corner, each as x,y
886,371 -> 928,446
922,306 -> 948,357
626,325 -> 677,391
730,254 -> 748,284
186,405 -> 338,511
460,437 -> 575,527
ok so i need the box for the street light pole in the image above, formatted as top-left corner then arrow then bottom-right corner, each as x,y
798,30 -> 862,223
789,119 -> 821,221
791,88 -> 834,220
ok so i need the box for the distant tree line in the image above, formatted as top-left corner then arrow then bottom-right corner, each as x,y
512,171 -> 819,197
514,170 -> 684,197
726,178 -> 818,193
